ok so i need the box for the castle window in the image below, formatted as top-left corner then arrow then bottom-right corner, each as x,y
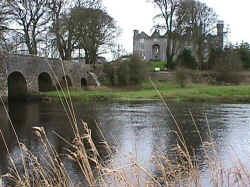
152,44 -> 160,61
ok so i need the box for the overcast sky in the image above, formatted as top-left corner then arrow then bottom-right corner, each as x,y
104,0 -> 250,55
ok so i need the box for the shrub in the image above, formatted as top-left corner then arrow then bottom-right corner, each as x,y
103,63 -> 118,86
103,63 -> 113,85
214,62 -> 242,85
213,50 -> 243,85
237,43 -> 250,69
128,56 -> 148,85
207,48 -> 224,70
190,71 -> 216,84
175,67 -> 189,88
103,56 -> 148,86
117,61 -> 130,86
177,49 -> 197,69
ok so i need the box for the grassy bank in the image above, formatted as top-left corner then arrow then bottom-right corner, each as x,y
43,81 -> 250,103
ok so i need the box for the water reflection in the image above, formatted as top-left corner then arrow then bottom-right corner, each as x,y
1,101 -> 250,185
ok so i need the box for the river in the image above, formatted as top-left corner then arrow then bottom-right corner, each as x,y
1,101 -> 250,185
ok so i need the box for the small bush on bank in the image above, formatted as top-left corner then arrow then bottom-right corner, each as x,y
213,50 -> 243,85
177,49 -> 197,69
129,57 -> 149,85
207,48 -> 224,70
103,56 -> 149,86
214,63 -> 242,85
117,61 -> 130,86
190,71 -> 216,84
175,67 -> 189,88
235,42 -> 250,69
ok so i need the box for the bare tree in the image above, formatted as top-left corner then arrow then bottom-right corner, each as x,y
177,0 -> 217,69
75,0 -> 102,9
6,0 -> 50,55
0,1 -> 8,31
71,6 -> 116,65
48,0 -> 76,60
111,43 -> 127,60
153,0 -> 182,69
0,1 -> 10,49
47,0 -> 103,60
153,0 -> 217,69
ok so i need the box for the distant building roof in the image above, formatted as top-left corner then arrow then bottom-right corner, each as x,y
139,32 -> 150,39
151,29 -> 161,38
135,29 -> 167,40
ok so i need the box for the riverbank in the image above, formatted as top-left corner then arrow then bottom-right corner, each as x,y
42,81 -> 250,103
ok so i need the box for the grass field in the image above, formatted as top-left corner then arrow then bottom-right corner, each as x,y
43,81 -> 250,103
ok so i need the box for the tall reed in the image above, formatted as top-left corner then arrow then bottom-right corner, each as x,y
0,62 -> 249,186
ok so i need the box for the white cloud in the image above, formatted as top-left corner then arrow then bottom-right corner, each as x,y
104,0 -> 158,54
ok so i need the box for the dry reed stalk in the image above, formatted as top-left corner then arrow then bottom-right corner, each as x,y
1,64 -> 250,186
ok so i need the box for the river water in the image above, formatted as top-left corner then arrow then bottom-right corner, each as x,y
1,101 -> 250,185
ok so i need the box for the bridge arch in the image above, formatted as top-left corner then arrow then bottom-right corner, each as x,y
38,72 -> 54,92
8,71 -> 27,100
81,78 -> 88,89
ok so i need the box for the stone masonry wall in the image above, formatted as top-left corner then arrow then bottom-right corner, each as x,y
0,52 -> 8,99
0,54 -> 91,100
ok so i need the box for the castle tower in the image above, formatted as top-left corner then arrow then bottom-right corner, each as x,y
133,30 -> 139,56
217,21 -> 224,49
133,30 -> 139,38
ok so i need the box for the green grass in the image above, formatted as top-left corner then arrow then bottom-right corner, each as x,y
43,81 -> 250,103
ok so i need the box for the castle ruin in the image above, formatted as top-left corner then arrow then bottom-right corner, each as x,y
133,21 -> 224,62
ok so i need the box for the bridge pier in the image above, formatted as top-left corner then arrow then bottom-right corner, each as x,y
0,75 -> 8,101
26,75 -> 39,94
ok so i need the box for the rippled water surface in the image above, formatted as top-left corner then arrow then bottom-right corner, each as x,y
1,101 -> 250,185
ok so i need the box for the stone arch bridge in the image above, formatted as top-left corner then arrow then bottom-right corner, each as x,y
0,54 -> 92,101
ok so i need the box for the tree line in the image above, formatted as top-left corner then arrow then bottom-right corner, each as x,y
0,0 -> 117,65
153,0 -> 218,69
152,0 -> 250,70
152,0 -> 220,69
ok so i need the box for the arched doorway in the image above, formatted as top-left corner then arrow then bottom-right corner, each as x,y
38,72 -> 53,92
60,75 -> 72,89
8,72 -> 27,100
152,44 -> 161,61
81,78 -> 88,89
